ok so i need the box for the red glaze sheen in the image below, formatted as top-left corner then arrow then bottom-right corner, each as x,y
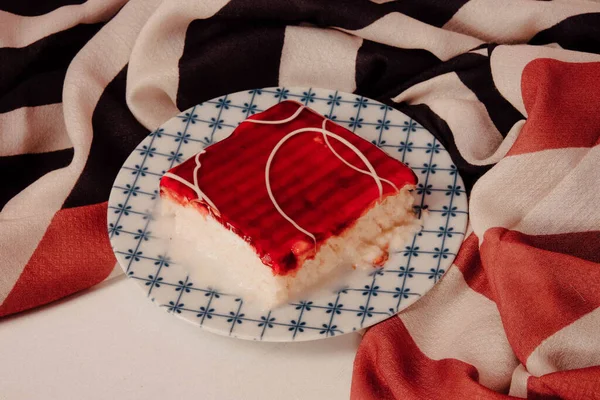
160,101 -> 417,276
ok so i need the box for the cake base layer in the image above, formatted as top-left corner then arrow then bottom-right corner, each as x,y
161,187 -> 420,308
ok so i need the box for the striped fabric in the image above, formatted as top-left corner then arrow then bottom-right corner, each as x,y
1,1 -> 599,398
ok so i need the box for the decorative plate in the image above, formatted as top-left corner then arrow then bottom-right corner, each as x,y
108,87 -> 468,342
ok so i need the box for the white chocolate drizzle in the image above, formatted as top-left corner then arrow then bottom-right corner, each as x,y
244,105 -> 306,125
163,150 -> 220,216
320,119 -> 399,192
245,105 -> 395,245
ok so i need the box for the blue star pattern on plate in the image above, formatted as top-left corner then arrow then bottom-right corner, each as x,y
108,87 -> 468,342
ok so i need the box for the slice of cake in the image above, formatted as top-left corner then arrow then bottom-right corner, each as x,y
160,100 -> 419,307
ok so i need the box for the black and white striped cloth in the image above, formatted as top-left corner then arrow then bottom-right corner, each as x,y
2,1 -> 600,397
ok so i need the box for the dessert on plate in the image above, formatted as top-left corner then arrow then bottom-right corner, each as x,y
160,100 -> 419,307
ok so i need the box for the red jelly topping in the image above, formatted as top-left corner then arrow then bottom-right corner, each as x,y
160,101 -> 417,276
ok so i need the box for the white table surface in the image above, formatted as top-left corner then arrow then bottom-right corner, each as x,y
0,275 -> 359,400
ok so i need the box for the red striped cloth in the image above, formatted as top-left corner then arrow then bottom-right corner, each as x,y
353,59 -> 600,398
1,1 -> 599,398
